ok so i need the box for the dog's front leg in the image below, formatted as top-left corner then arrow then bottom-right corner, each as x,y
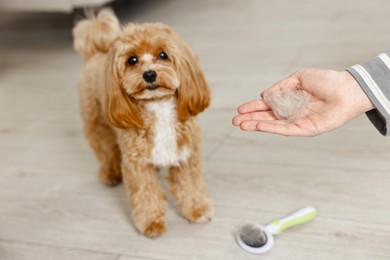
122,160 -> 167,238
167,152 -> 214,223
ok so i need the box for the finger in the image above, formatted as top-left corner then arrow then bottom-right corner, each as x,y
260,73 -> 300,99
237,99 -> 270,114
255,121 -> 315,136
239,120 -> 261,131
232,111 -> 276,126
239,119 -> 290,131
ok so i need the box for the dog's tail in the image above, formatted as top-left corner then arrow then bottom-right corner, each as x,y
72,8 -> 120,60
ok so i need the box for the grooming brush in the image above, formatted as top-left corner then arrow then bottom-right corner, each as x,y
236,206 -> 317,254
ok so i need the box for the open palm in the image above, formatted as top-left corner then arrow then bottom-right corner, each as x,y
232,69 -> 373,136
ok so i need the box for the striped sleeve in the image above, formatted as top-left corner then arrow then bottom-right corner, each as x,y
346,50 -> 390,136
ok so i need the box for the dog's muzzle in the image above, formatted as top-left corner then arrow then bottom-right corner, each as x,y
145,85 -> 160,91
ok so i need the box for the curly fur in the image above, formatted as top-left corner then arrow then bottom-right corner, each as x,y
73,8 -> 213,238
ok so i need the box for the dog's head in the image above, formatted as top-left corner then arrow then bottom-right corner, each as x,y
105,23 -> 210,129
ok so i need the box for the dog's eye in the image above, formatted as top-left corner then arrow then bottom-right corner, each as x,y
158,51 -> 168,60
128,56 -> 138,65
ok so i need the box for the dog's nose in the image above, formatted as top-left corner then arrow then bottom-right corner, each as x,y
143,70 -> 157,83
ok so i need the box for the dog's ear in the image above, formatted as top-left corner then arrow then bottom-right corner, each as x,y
175,42 -> 211,121
104,46 -> 144,129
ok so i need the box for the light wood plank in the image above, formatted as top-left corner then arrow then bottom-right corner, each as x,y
0,240 -> 118,260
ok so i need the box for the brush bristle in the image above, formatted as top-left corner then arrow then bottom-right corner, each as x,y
239,224 -> 267,248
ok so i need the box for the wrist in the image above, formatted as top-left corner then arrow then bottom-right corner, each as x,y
342,70 -> 375,114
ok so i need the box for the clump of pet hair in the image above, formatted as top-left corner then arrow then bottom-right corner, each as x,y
263,89 -> 311,121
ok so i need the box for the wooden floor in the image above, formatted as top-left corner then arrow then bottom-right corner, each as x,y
1,0 -> 390,259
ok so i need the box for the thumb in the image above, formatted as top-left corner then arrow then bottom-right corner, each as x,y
261,72 -> 302,99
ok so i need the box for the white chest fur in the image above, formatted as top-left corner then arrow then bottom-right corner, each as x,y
145,98 -> 190,167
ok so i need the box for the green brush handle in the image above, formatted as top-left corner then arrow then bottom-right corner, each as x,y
265,207 -> 317,235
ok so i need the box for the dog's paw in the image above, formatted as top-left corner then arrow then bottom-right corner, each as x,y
143,219 -> 167,238
99,167 -> 122,186
99,172 -> 122,186
191,205 -> 214,223
186,200 -> 214,223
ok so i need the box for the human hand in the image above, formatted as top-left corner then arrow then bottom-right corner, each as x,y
232,69 -> 374,136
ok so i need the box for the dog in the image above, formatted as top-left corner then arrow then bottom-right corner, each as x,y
72,9 -> 213,238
